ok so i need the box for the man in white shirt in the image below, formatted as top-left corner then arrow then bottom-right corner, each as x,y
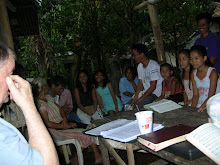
131,44 -> 163,108
0,41 -> 59,164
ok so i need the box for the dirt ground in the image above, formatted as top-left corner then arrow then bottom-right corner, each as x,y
58,146 -> 175,165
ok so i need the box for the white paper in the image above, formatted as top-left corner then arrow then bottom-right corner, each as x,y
85,119 -> 133,136
186,121 -> 220,164
85,119 -> 164,142
144,99 -> 182,113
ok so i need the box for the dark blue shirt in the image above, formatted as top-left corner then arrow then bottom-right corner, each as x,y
194,32 -> 220,73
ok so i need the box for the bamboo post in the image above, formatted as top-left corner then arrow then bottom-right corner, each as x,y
98,137 -> 110,165
126,143 -> 135,165
0,0 -> 14,50
99,137 -> 126,165
147,3 -> 165,63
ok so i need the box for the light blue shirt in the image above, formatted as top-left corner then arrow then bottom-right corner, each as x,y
0,117 -> 43,165
119,77 -> 139,104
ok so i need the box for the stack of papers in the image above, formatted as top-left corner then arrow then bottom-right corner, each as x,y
85,119 -> 164,142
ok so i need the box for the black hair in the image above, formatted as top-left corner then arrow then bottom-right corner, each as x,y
178,49 -> 193,90
132,44 -> 148,58
196,12 -> 212,24
48,75 -> 66,87
125,66 -> 137,79
93,70 -> 109,88
160,63 -> 173,71
14,62 -> 25,78
76,70 -> 92,93
190,45 -> 213,67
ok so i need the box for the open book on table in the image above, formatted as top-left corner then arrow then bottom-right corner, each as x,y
85,119 -> 164,143
186,121 -> 220,164
143,99 -> 182,113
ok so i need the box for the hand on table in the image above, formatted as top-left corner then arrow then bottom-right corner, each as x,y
198,106 -> 206,112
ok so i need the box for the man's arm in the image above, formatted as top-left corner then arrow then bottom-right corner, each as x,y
130,79 -> 144,105
135,80 -> 157,105
6,75 -> 59,165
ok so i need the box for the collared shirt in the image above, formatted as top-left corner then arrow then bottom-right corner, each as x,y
0,117 -> 43,164
59,88 -> 73,109
194,32 -> 220,73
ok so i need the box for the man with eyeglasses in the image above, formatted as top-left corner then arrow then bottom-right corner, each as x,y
194,12 -> 220,74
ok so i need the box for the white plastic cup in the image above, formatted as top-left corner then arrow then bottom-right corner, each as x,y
135,111 -> 153,135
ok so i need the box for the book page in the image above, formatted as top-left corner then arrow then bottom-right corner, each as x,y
144,99 -> 182,113
186,123 -> 220,164
144,99 -> 169,109
101,121 -> 164,142
85,119 -> 133,136
101,120 -> 140,142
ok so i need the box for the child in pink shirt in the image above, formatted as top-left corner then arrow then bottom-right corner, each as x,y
156,63 -> 183,103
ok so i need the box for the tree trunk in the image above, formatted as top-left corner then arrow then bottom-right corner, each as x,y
147,3 -> 165,64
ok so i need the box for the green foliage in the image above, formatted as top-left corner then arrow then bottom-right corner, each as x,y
157,0 -> 214,53
15,0 -> 215,80
15,37 -> 39,78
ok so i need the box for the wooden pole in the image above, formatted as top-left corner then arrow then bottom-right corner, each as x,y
147,3 -> 165,63
0,0 -> 14,50
99,137 -> 126,165
98,137 -> 111,165
126,143 -> 135,165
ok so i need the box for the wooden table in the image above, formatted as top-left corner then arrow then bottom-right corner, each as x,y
92,106 -> 216,165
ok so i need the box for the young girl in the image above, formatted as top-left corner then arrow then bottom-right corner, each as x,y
178,49 -> 194,105
93,70 -> 123,116
190,45 -> 220,112
156,63 -> 183,103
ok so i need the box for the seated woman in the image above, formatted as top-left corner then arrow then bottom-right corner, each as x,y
32,78 -> 102,164
74,70 -> 103,125
93,70 -> 123,116
119,66 -> 139,105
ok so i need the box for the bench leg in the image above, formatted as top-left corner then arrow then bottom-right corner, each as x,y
67,145 -> 72,156
74,141 -> 84,165
62,145 -> 70,164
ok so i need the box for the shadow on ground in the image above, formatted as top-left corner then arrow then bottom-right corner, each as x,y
59,146 -> 175,165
